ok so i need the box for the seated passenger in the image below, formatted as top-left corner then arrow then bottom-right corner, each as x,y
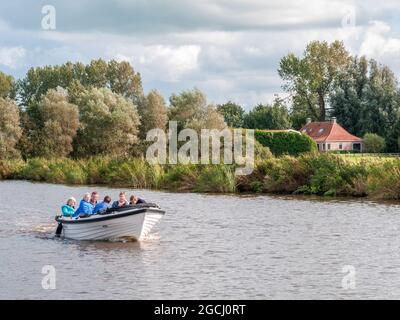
90,191 -> 99,207
129,195 -> 146,205
112,192 -> 129,208
93,196 -> 112,214
72,193 -> 94,218
61,197 -> 76,217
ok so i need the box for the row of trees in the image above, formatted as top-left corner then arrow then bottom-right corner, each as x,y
0,59 -> 226,160
2,40 -> 400,159
217,40 -> 400,152
217,98 -> 291,130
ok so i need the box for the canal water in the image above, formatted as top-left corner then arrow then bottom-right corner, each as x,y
1,180 -> 400,299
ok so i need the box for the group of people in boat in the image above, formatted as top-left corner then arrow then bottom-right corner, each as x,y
61,191 -> 146,218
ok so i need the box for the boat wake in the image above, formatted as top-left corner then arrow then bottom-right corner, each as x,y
140,232 -> 161,242
20,223 -> 58,240
109,236 -> 138,243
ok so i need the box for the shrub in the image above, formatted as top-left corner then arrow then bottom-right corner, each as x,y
21,158 -> 87,184
194,165 -> 236,193
298,153 -> 368,196
263,155 -> 311,193
249,181 -> 263,193
254,131 -> 317,156
363,133 -> 385,153
254,141 -> 273,163
161,164 -> 200,191
56,159 -> 87,184
367,160 -> 400,199
22,158 -> 51,181
0,159 -> 26,179
101,158 -> 160,189
84,157 -> 111,184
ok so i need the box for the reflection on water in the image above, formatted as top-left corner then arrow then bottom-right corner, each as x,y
1,180 -> 400,299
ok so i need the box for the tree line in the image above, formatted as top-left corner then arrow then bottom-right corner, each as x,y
1,40 -> 400,160
218,40 -> 400,152
0,59 -> 225,160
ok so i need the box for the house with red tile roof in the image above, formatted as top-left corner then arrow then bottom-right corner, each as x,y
300,118 -> 363,152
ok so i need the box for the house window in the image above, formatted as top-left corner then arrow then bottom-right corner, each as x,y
339,144 -> 343,150
327,144 -> 331,150
353,143 -> 361,151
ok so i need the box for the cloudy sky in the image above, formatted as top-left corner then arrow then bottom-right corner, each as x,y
0,0 -> 400,109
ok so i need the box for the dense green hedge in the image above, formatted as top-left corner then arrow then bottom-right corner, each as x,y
254,131 -> 317,156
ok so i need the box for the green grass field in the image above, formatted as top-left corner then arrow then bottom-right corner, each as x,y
337,153 -> 400,164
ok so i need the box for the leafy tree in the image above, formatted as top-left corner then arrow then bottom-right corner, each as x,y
217,101 -> 245,128
18,63 -> 81,106
363,133 -> 385,153
243,98 -> 291,129
22,88 -> 79,158
106,60 -> 143,103
0,71 -> 16,99
168,88 -> 226,131
137,89 -> 168,139
73,87 -> 141,157
0,97 -> 22,159
279,40 -> 351,121
289,109 -> 309,130
18,59 -> 143,106
330,58 -> 400,151
361,61 -> 399,151
85,59 -> 108,88
330,56 -> 369,135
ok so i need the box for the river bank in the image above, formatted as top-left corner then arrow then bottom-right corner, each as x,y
1,153 -> 399,200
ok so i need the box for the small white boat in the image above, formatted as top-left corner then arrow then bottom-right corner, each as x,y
55,203 -> 165,241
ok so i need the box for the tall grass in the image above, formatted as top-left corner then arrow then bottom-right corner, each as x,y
1,154 -> 400,199
194,165 -> 236,193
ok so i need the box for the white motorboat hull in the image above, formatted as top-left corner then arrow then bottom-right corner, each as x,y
56,207 -> 165,241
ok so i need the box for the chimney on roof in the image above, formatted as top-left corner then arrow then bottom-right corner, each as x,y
331,117 -> 337,124
306,118 -> 312,124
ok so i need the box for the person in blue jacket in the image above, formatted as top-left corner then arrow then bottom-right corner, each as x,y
72,193 -> 94,218
93,195 -> 112,214
61,197 -> 77,217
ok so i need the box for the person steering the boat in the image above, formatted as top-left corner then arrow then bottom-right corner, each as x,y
72,193 -> 94,218
61,197 -> 76,217
129,194 -> 146,205
93,195 -> 112,214
112,192 -> 129,208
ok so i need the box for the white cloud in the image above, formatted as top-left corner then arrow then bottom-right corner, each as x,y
0,46 -> 26,69
356,21 -> 400,72
106,44 -> 201,82
1,1 -> 400,109
359,21 -> 400,61
137,45 -> 201,82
